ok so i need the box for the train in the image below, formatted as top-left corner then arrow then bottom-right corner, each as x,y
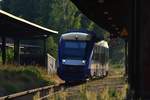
91,40 -> 109,78
57,30 -> 109,82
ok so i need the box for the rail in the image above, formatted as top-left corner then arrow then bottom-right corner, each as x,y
0,71 -> 117,100
0,81 -> 89,100
0,84 -> 64,100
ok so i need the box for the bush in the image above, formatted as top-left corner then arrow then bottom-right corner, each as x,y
2,82 -> 20,94
6,48 -> 14,63
111,64 -> 123,68
0,65 -> 55,96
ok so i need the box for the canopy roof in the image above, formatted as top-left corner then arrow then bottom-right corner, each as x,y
0,10 -> 58,38
71,0 -> 129,37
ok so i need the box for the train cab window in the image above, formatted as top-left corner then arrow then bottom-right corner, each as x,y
65,41 -> 86,49
62,41 -> 88,60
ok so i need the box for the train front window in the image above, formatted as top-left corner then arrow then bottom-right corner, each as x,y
62,41 -> 88,60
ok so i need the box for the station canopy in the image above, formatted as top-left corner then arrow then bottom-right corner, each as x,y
71,0 -> 129,37
0,10 -> 58,38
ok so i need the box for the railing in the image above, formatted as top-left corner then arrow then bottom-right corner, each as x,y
0,84 -> 64,100
47,53 -> 56,74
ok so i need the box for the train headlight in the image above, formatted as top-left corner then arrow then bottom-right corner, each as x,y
82,60 -> 85,64
62,59 -> 66,63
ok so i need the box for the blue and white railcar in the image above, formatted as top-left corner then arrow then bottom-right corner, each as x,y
57,31 -> 100,82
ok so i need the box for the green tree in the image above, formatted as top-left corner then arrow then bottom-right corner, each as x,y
1,0 -> 40,21
46,37 -> 58,58
49,0 -> 82,32
0,0 -> 125,64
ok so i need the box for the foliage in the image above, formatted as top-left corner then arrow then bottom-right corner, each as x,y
0,48 -> 14,64
111,63 -> 124,68
0,0 -> 124,63
46,36 -> 58,58
109,38 -> 125,65
52,85 -> 128,100
6,48 -> 14,63
0,65 -> 55,96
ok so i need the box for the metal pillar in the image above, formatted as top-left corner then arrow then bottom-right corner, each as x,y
43,38 -> 46,56
14,39 -> 20,65
128,0 -> 140,99
1,37 -> 6,64
43,37 -> 47,67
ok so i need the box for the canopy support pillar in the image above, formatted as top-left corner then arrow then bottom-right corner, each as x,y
1,37 -> 6,64
14,39 -> 20,65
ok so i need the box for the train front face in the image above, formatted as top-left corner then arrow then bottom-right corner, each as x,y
57,32 -> 93,82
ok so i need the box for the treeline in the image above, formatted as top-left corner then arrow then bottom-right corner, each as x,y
0,0 -> 124,65
0,0 -> 106,58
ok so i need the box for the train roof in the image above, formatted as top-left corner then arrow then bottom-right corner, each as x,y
95,40 -> 109,48
61,32 -> 92,41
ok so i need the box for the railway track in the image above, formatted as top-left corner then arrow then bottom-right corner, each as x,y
0,77 -> 125,100
0,68 -> 126,100
51,70 -> 127,100
0,81 -> 85,100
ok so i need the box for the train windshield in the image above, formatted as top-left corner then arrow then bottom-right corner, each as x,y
62,41 -> 88,60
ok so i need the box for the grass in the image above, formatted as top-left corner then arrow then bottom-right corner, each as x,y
51,66 -> 128,100
52,84 -> 128,100
0,64 -> 56,96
